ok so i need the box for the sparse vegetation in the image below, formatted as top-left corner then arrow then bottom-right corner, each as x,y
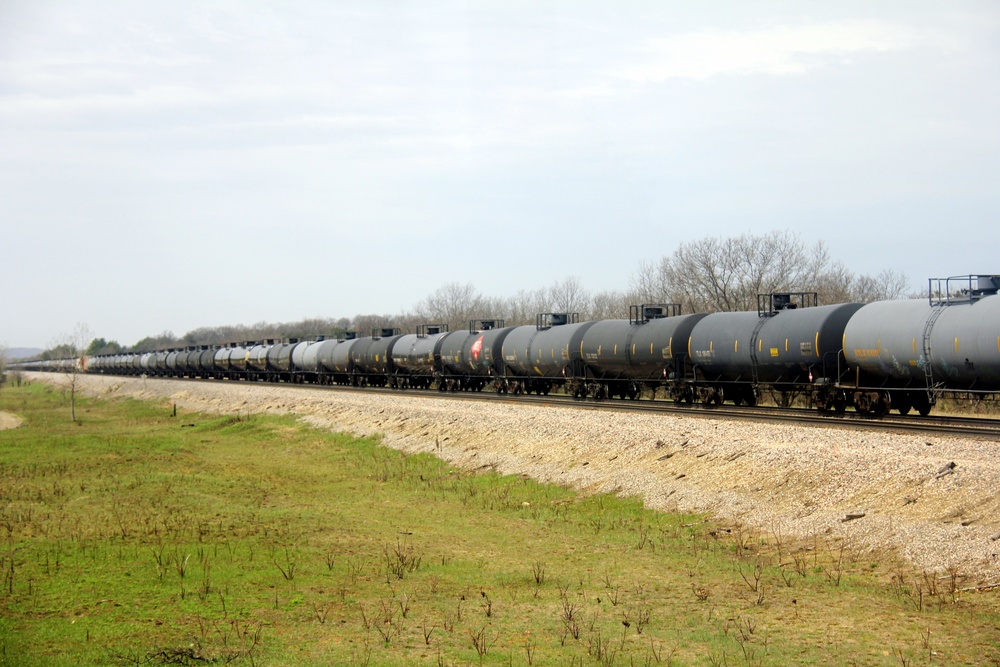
0,383 -> 998,665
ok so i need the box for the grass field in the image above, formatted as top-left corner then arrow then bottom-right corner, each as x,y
0,382 -> 998,666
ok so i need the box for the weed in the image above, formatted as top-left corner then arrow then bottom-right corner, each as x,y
273,547 -> 296,581
3,382 -> 1000,666
382,538 -> 421,580
468,624 -> 496,661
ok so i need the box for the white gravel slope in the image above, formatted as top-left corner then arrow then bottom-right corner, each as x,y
32,373 -> 1000,580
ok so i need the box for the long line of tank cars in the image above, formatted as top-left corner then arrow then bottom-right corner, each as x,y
19,275 -> 1000,418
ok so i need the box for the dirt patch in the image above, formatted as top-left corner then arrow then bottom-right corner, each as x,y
0,411 -> 22,431
31,372 -> 1000,581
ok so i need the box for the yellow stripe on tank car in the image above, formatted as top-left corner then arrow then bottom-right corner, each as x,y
709,341 -> 714,353
614,344 -> 618,356
997,336 -> 1000,353
785,338 -> 788,352
912,338 -> 917,354
734,340 -> 739,353
668,337 -> 673,357
758,339 -> 762,352
955,338 -> 959,354
815,332 -> 819,356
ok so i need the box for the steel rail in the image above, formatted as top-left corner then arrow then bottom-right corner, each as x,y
96,373 -> 1000,441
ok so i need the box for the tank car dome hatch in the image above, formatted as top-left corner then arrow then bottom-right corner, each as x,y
772,294 -> 794,310
975,275 -> 1000,295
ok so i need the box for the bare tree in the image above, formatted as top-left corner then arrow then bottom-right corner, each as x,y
498,288 -> 548,326
50,323 -> 93,422
0,345 -> 7,389
350,313 -> 398,336
547,276 -> 590,314
812,260 -> 858,305
850,269 -> 912,302
414,283 -> 485,331
634,231 -> 847,312
586,290 -> 629,320
630,259 -> 673,305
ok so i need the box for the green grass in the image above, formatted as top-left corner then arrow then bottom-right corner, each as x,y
0,382 -> 998,666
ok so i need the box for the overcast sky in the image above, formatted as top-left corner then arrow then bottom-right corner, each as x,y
2,1 -> 998,349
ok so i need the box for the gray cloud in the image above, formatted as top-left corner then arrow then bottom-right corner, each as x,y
2,1 -> 998,347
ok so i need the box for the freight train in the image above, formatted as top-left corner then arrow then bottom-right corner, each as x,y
17,275 -> 1000,418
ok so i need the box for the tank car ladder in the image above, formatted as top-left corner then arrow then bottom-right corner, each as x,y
920,303 -> 947,406
748,316 -> 769,391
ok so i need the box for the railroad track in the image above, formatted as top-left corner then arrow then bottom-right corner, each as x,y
117,374 -> 1000,441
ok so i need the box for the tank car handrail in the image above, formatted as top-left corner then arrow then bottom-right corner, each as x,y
469,319 -> 505,333
757,292 -> 818,317
629,304 -> 682,325
416,323 -> 449,338
535,313 -> 579,330
928,275 -> 1000,305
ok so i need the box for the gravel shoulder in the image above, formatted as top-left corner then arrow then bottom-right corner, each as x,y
30,372 -> 1000,581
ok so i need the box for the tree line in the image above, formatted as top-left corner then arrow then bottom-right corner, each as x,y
39,231 -> 913,357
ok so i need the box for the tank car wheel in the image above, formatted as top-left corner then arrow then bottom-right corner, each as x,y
699,387 -> 716,406
712,388 -> 724,406
873,393 -> 891,418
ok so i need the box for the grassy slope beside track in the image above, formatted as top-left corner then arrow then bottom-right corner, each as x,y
0,384 -> 998,666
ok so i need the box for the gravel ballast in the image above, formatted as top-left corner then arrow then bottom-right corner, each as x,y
32,372 -> 1000,580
